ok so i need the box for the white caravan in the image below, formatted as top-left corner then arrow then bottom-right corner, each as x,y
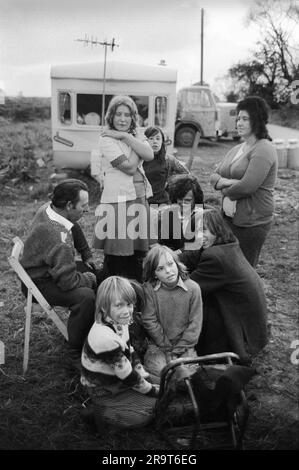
50,60 -> 177,169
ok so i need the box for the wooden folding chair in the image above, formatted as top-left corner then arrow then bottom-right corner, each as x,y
8,236 -> 68,374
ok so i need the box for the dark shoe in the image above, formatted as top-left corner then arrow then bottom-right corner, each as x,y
239,356 -> 253,367
68,347 -> 81,358
68,347 -> 82,373
81,407 -> 97,433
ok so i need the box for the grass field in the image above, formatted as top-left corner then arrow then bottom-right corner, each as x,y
0,119 -> 298,451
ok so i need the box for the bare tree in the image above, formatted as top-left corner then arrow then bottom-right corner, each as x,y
226,0 -> 299,106
247,0 -> 299,85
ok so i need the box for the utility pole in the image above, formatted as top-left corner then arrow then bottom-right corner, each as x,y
200,8 -> 204,85
75,36 -> 119,127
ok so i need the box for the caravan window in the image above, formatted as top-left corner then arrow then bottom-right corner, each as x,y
154,96 -> 168,127
76,94 -> 113,126
59,92 -> 72,125
130,95 -> 149,127
76,94 -> 149,127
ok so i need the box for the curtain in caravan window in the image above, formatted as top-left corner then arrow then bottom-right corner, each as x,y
59,92 -> 71,125
154,96 -> 167,127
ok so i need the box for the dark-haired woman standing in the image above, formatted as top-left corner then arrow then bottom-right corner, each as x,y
210,96 -> 278,267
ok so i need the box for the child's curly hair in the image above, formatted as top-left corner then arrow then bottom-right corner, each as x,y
167,174 -> 204,205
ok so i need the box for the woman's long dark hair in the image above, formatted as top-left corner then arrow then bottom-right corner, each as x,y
144,126 -> 166,160
236,95 -> 271,141
203,209 -> 236,246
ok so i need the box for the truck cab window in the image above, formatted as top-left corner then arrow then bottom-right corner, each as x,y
59,92 -> 71,125
154,96 -> 167,127
130,95 -> 149,127
186,90 -> 212,109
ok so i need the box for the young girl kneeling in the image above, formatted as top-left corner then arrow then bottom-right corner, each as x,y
81,276 -> 159,429
142,244 -> 203,384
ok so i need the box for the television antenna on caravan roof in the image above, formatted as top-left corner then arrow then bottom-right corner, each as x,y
75,36 -> 119,127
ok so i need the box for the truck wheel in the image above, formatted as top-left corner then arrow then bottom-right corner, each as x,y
175,127 -> 197,147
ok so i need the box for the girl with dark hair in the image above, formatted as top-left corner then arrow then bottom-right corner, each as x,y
179,209 -> 268,363
210,95 -> 278,267
167,173 -> 204,207
143,126 -> 188,205
141,244 -> 203,383
93,96 -> 154,282
159,173 -> 205,252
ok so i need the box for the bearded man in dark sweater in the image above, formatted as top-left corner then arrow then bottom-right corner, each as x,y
21,179 -> 96,354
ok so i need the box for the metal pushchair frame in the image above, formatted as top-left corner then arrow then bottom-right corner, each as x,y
154,352 -> 250,450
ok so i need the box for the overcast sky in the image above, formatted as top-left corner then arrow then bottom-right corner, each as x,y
0,0 -> 267,97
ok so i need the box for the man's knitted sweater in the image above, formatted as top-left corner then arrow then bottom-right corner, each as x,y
21,204 -> 94,291
34,202 -> 92,262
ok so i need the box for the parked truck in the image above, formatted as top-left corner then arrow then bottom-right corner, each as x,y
216,102 -> 240,141
50,60 -> 177,169
174,84 -> 219,147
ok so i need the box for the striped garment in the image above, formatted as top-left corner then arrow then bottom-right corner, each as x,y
88,387 -> 157,428
81,321 -> 152,397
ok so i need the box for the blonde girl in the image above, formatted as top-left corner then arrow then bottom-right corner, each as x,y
81,276 -> 158,429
